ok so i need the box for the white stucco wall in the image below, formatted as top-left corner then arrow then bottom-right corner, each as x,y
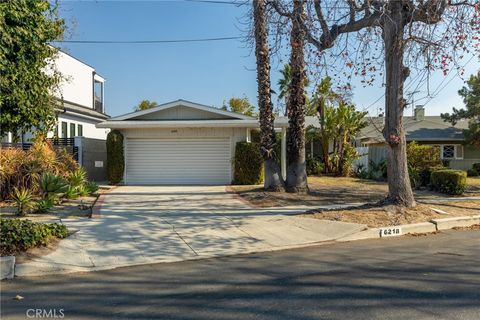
53,51 -> 95,108
58,113 -> 109,140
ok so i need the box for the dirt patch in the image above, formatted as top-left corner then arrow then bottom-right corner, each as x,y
303,201 -> 480,228
14,237 -> 62,264
452,223 -> 480,231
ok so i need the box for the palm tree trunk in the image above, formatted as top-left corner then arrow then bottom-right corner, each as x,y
253,0 -> 284,191
382,1 -> 415,207
286,0 -> 308,192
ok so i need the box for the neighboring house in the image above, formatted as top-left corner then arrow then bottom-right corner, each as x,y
354,106 -> 480,171
97,99 -> 294,185
2,49 -> 110,143
2,49 -> 110,181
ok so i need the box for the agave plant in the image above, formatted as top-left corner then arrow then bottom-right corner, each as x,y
65,185 -> 79,200
68,168 -> 86,188
85,181 -> 99,194
36,198 -> 54,213
11,188 -> 35,216
39,173 -> 68,201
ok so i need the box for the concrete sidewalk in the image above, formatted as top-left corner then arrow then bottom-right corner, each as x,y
15,186 -> 366,277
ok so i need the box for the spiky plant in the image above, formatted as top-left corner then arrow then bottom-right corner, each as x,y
11,188 -> 35,216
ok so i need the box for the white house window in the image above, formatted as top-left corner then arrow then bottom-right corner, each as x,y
441,145 -> 463,160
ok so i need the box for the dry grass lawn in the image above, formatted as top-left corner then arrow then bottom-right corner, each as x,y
231,176 -> 480,208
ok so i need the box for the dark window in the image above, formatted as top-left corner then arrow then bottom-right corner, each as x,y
61,122 -> 68,138
70,123 -> 76,137
77,124 -> 83,137
442,145 -> 455,159
54,124 -> 59,138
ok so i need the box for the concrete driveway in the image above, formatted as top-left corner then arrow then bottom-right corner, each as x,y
15,186 -> 366,277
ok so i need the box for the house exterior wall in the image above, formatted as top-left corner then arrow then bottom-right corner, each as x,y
57,113 -> 109,140
132,106 -> 230,120
119,127 -> 248,179
54,51 -> 95,108
77,137 -> 107,182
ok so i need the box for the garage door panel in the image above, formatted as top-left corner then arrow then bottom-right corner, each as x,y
126,138 -> 231,185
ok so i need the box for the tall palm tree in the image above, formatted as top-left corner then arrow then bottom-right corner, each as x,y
285,0 -> 308,192
253,0 -> 284,191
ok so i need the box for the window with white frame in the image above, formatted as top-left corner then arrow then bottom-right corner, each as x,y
441,144 -> 463,160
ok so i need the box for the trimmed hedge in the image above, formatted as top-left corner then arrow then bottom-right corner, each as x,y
106,130 -> 125,185
1,218 -> 68,256
430,169 -> 467,195
233,142 -> 263,185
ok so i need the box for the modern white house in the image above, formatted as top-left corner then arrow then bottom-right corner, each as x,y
97,99 -> 305,185
2,49 -> 110,143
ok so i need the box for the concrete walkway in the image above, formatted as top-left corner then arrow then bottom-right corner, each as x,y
15,186 -> 366,277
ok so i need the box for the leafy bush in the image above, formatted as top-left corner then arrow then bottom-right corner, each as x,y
233,142 -> 263,185
467,168 -> 479,177
65,185 -> 79,200
36,198 -> 54,213
407,142 -> 444,188
76,184 -> 89,197
368,159 -> 387,180
39,172 -> 68,202
0,218 -> 68,256
472,163 -> 480,175
306,157 -> 324,175
355,164 -> 369,179
11,188 -> 35,216
0,140 -> 79,200
106,130 -> 125,185
430,169 -> 467,195
85,181 -> 99,194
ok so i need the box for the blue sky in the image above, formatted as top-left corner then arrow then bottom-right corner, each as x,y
56,0 -> 479,117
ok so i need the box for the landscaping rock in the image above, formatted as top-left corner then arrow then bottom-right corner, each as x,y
0,256 -> 15,280
430,215 -> 480,230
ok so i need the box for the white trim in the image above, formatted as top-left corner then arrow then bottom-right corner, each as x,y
110,99 -> 256,121
440,144 -> 464,160
97,120 -> 266,129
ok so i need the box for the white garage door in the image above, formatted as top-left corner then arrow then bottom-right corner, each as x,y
125,137 -> 231,185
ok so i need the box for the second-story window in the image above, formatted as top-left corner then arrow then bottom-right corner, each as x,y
94,79 -> 104,113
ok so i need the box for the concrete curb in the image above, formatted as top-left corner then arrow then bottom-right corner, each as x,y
339,215 -> 480,242
91,186 -> 117,218
0,256 -> 15,280
430,215 -> 480,230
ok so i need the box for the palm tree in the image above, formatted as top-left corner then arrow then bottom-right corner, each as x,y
253,0 -> 284,191
277,64 -> 311,116
285,0 -> 308,192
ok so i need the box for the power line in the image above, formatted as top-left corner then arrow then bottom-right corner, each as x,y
52,36 -> 244,44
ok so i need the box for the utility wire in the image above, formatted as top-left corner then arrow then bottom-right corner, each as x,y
52,36 -> 244,44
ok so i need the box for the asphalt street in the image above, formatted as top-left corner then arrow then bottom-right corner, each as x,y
1,229 -> 479,320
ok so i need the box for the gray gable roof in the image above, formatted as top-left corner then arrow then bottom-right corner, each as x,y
358,116 -> 468,143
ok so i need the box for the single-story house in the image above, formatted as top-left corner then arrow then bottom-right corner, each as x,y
354,106 -> 480,170
97,99 -> 303,185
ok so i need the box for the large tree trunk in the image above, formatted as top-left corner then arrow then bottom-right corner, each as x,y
253,0 -> 284,191
286,0 -> 308,193
382,1 -> 416,207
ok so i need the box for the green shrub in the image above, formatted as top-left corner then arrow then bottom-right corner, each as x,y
39,172 -> 68,202
0,218 -> 68,256
472,163 -> 480,174
467,168 -> 479,177
106,130 -> 125,185
407,142 -> 443,187
76,184 -> 89,197
85,181 -> 99,194
233,142 -> 263,185
36,198 -> 54,213
430,169 -> 467,195
306,157 -> 324,175
11,188 -> 35,216
368,159 -> 387,180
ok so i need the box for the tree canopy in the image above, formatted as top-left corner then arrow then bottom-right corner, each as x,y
222,96 -> 255,116
0,0 -> 65,139
134,100 -> 159,111
442,71 -> 480,147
